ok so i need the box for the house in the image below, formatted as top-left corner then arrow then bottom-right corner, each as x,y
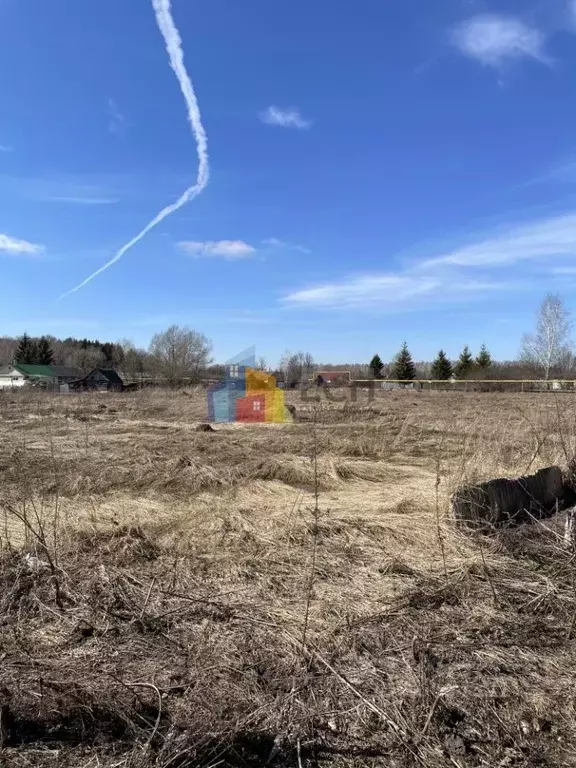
72,368 -> 124,392
313,371 -> 351,387
0,364 -> 85,390
51,366 -> 84,384
0,364 -> 57,389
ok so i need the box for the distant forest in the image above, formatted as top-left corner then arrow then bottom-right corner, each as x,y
0,331 -> 571,383
1,295 -> 574,382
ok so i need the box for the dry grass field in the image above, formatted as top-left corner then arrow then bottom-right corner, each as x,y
2,388 -> 576,766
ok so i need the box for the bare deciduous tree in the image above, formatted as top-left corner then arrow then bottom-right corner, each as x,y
68,344 -> 105,372
279,350 -> 315,385
119,339 -> 150,382
0,337 -> 17,364
520,293 -> 573,380
149,325 -> 212,385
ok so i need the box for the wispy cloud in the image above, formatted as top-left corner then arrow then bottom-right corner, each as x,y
261,237 -> 311,254
60,0 -> 210,299
259,106 -> 312,130
284,275 -> 441,309
421,212 -> 576,268
282,210 -> 576,309
0,175 -> 124,204
178,240 -> 256,259
523,154 -> 576,187
108,98 -> 128,136
0,233 -> 44,256
283,274 -> 509,309
550,265 -> 576,275
47,196 -> 119,205
452,14 -> 549,68
0,144 -> 12,153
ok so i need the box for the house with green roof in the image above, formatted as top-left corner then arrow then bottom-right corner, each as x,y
0,364 -> 83,389
0,364 -> 57,389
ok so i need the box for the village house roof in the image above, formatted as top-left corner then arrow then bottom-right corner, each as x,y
50,366 -> 84,379
84,368 -> 124,384
13,364 -> 56,378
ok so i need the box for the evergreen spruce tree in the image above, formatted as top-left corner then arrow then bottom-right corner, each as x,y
14,333 -> 37,364
37,336 -> 54,365
476,343 -> 492,370
430,349 -> 453,380
454,345 -> 475,379
392,342 -> 416,381
101,342 -> 116,366
369,353 -> 384,379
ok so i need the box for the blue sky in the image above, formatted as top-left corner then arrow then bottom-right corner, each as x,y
3,0 -> 576,364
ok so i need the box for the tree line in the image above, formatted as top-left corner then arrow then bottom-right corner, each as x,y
369,343 -> 492,381
367,294 -> 575,381
2,293 -> 574,385
1,326 -> 213,385
1,334 -> 129,371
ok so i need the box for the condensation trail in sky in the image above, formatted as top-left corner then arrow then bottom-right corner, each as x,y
59,0 -> 209,299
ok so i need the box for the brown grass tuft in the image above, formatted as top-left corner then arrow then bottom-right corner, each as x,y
2,389 -> 576,765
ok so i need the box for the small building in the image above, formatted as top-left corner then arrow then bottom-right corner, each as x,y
51,366 -> 84,384
72,368 -> 124,392
0,364 -> 57,389
313,371 -> 351,387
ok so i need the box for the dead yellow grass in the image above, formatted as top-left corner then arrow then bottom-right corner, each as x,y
2,388 -> 576,765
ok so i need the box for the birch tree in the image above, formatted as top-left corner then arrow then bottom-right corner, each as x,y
520,294 -> 572,380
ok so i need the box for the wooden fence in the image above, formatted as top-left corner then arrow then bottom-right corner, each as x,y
349,379 -> 576,393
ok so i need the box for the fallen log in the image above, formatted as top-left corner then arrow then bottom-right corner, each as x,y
452,465 -> 576,530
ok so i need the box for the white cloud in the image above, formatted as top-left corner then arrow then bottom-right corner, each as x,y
550,265 -> 576,275
178,240 -> 256,259
108,98 -> 128,136
259,106 -> 312,130
284,275 -> 441,308
421,212 -> 576,268
453,14 -> 548,68
262,237 -> 284,248
282,274 -> 510,309
282,210 -> 576,309
261,237 -> 311,254
0,233 -> 44,256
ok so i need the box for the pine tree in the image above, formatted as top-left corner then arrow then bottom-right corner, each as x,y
454,345 -> 475,379
392,342 -> 416,381
369,353 -> 384,379
430,349 -> 453,380
36,336 -> 54,365
101,342 -> 116,366
14,333 -> 37,364
476,343 -> 492,370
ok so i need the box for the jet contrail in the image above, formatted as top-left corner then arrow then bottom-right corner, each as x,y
59,0 -> 209,299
